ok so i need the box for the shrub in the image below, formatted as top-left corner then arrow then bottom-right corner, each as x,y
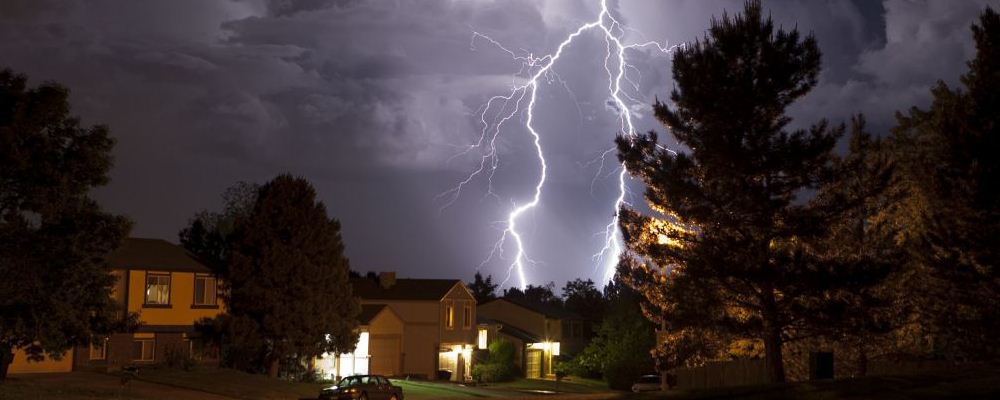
473,339 -> 519,382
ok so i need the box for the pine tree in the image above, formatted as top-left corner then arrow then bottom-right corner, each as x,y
226,175 -> 360,377
888,6 -> 1000,359
467,272 -> 498,304
616,1 -> 846,382
0,69 -> 132,381
810,116 -> 905,376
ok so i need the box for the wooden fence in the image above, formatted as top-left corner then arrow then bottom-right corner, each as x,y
674,359 -> 768,389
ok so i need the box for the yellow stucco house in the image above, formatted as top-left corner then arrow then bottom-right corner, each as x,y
314,272 -> 478,381
8,238 -> 224,374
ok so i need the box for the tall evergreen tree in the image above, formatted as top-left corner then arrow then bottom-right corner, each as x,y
888,6 -> 1000,359
226,175 -> 360,377
467,272 -> 498,304
616,1 -> 847,382
562,279 -> 605,335
0,69 -> 132,381
811,116 -> 905,376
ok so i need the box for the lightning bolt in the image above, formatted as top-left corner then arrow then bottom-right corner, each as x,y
441,0 -> 681,289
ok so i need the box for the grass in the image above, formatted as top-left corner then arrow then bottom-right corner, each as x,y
0,371 -> 220,400
0,377 -> 137,400
622,365 -> 1000,399
137,366 -> 324,399
11,366 -> 996,400
480,377 -> 610,394
393,379 -> 506,398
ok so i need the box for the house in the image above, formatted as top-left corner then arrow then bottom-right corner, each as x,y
477,297 -> 583,379
8,238 -> 224,374
315,272 -> 477,381
314,304 -> 404,379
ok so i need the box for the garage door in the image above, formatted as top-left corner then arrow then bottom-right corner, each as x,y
526,349 -> 542,379
370,336 -> 401,376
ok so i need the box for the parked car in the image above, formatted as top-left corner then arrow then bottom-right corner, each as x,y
631,374 -> 663,392
319,375 -> 404,400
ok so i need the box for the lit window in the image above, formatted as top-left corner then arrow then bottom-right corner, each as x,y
144,273 -> 170,305
463,305 -> 472,329
89,337 -> 107,360
133,338 -> 154,361
446,304 -> 454,329
478,328 -> 488,349
193,274 -> 217,306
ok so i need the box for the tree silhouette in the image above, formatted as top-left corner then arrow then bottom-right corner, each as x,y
0,68 -> 132,381
225,175 -> 360,377
616,0 -> 848,382
468,272 -> 499,304
888,6 -> 1000,360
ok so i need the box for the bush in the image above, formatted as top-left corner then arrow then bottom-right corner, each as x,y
472,361 -> 517,382
163,346 -> 195,371
473,339 -> 519,382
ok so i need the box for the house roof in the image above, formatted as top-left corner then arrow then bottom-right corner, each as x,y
358,304 -> 389,325
351,278 -> 463,301
481,297 -> 579,320
478,317 -> 541,343
108,238 -> 210,273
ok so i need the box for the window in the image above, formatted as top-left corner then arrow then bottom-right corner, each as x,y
193,274 -> 217,306
478,328 -> 488,349
144,273 -> 170,305
446,303 -> 454,329
133,338 -> 154,361
89,337 -> 107,360
463,304 -> 472,329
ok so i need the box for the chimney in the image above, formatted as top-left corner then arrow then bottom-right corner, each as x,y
378,271 -> 396,289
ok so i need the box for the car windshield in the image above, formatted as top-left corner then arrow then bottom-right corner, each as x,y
338,376 -> 358,387
639,376 -> 660,383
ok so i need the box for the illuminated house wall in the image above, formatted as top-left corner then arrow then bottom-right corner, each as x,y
314,304 -> 404,379
351,275 -> 477,381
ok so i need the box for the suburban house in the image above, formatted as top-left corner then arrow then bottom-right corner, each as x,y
477,297 -> 584,379
314,304 -> 404,379
315,273 -> 477,381
8,238 -> 223,374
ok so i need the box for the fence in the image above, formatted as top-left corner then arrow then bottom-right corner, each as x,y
674,359 -> 768,389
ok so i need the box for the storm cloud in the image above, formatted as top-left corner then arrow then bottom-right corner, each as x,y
0,0 -> 991,287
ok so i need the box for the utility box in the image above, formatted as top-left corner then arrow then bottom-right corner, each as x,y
809,352 -> 834,380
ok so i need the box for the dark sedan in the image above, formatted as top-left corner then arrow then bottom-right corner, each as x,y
319,375 -> 404,400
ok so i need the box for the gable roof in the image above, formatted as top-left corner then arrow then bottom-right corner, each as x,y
351,278 -> 462,301
479,317 -> 541,343
358,304 -> 389,325
481,297 -> 579,320
108,238 -> 210,273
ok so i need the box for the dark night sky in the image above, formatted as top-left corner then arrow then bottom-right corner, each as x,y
0,0 -> 992,288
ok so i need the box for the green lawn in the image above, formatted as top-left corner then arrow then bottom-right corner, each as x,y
138,366 -> 325,399
0,371 -> 230,400
479,377 -> 610,394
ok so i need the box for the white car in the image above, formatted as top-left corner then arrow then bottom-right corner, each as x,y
631,374 -> 663,392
